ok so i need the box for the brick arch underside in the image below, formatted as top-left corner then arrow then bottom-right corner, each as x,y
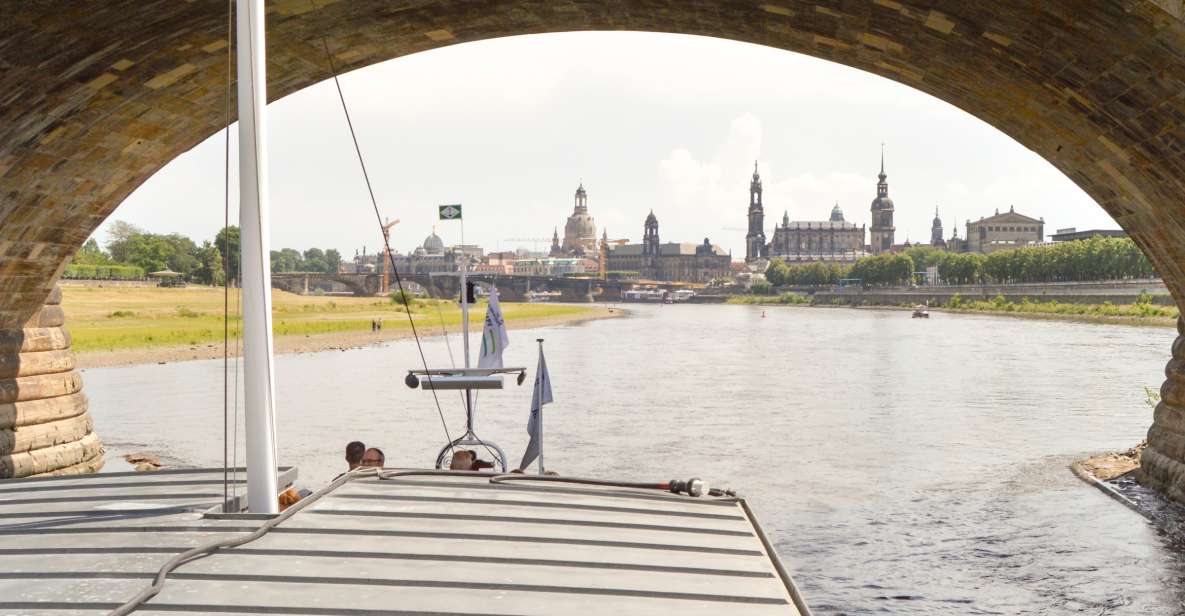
2,0 -> 1185,491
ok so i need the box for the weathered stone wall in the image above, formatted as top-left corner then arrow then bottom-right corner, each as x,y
3,1 -> 1185,491
1139,317 -> 1185,503
0,287 -> 103,478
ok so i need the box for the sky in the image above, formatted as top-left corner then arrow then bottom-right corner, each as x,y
104,31 -> 1117,259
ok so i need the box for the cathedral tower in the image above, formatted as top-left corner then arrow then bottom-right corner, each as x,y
643,210 -> 660,257
746,161 -> 766,262
869,148 -> 896,254
930,206 -> 945,248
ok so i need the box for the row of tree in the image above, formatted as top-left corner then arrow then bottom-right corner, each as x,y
765,236 -> 1158,287
70,221 -> 343,285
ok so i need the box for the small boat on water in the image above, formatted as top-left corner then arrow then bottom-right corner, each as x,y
0,3 -> 814,614
912,304 -> 930,318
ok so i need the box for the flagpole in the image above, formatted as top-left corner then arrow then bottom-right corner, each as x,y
536,338 -> 545,476
457,209 -> 473,433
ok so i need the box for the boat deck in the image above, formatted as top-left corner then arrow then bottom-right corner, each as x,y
0,468 -> 807,615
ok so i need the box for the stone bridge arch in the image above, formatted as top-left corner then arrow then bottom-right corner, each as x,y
3,1 -> 1185,494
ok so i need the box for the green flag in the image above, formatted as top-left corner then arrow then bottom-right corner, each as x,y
439,204 -> 462,220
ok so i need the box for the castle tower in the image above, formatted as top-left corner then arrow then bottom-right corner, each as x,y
869,147 -> 896,254
745,161 -> 766,262
643,210 -> 660,257
930,206 -> 945,247
549,227 -> 562,257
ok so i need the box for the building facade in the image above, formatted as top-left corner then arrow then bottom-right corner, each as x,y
964,206 -> 1044,253
1049,228 -> 1126,242
744,154 -> 905,263
512,257 -> 595,277
767,204 -> 866,262
608,211 -> 730,282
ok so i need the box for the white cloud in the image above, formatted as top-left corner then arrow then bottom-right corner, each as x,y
101,31 -> 1110,258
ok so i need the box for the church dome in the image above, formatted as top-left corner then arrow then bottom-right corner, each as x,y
830,202 -> 845,222
645,210 -> 658,225
562,182 -> 597,254
871,195 -> 894,211
422,231 -> 444,255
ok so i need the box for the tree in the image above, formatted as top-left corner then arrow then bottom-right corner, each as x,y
105,220 -> 144,263
194,242 -> 225,285
325,248 -> 342,274
303,247 -> 327,273
215,226 -> 241,283
123,233 -> 175,273
74,238 -> 112,265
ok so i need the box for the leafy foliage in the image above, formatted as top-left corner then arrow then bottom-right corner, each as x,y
71,222 -> 341,285
764,236 -> 1157,287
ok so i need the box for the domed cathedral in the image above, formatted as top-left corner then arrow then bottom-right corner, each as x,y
930,207 -> 946,248
830,202 -> 845,223
560,183 -> 598,256
747,161 -> 867,264
744,162 -> 767,263
869,148 -> 896,254
420,227 -> 445,256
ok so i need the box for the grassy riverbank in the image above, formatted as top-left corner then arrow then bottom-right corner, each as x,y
726,290 -> 1178,326
726,293 -> 810,305
61,287 -> 609,361
939,295 -> 1177,321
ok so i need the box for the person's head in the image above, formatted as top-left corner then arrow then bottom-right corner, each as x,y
345,441 -> 366,470
360,447 -> 385,469
449,450 -> 476,471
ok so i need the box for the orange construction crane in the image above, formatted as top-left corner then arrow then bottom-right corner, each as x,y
380,217 -> 400,294
598,237 -> 629,280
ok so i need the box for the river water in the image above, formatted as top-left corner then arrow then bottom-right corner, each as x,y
83,304 -> 1185,614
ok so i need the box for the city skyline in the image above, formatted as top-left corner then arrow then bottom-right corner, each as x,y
99,32 -> 1117,259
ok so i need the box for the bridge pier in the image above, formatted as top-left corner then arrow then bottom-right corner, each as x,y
558,281 -> 595,303
0,286 -> 103,478
1139,315 -> 1185,503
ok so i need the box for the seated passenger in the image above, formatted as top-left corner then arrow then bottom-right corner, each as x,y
449,450 -> 476,470
359,447 -> 385,469
345,441 -> 365,472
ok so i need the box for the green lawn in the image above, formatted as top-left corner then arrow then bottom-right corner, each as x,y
61,286 -> 594,352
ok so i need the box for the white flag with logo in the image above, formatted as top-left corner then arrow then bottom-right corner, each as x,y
477,286 -> 508,369
519,346 -> 553,471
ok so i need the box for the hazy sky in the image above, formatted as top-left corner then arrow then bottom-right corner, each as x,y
106,32 -> 1116,258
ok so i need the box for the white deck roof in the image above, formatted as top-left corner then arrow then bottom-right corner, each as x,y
0,468 -> 808,615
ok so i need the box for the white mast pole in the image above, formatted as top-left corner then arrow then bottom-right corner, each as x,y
460,216 -> 473,431
536,338 -> 545,476
237,0 -> 279,514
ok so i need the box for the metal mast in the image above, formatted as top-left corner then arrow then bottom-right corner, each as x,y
237,0 -> 279,514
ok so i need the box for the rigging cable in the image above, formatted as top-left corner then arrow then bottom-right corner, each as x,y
309,0 -> 454,455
